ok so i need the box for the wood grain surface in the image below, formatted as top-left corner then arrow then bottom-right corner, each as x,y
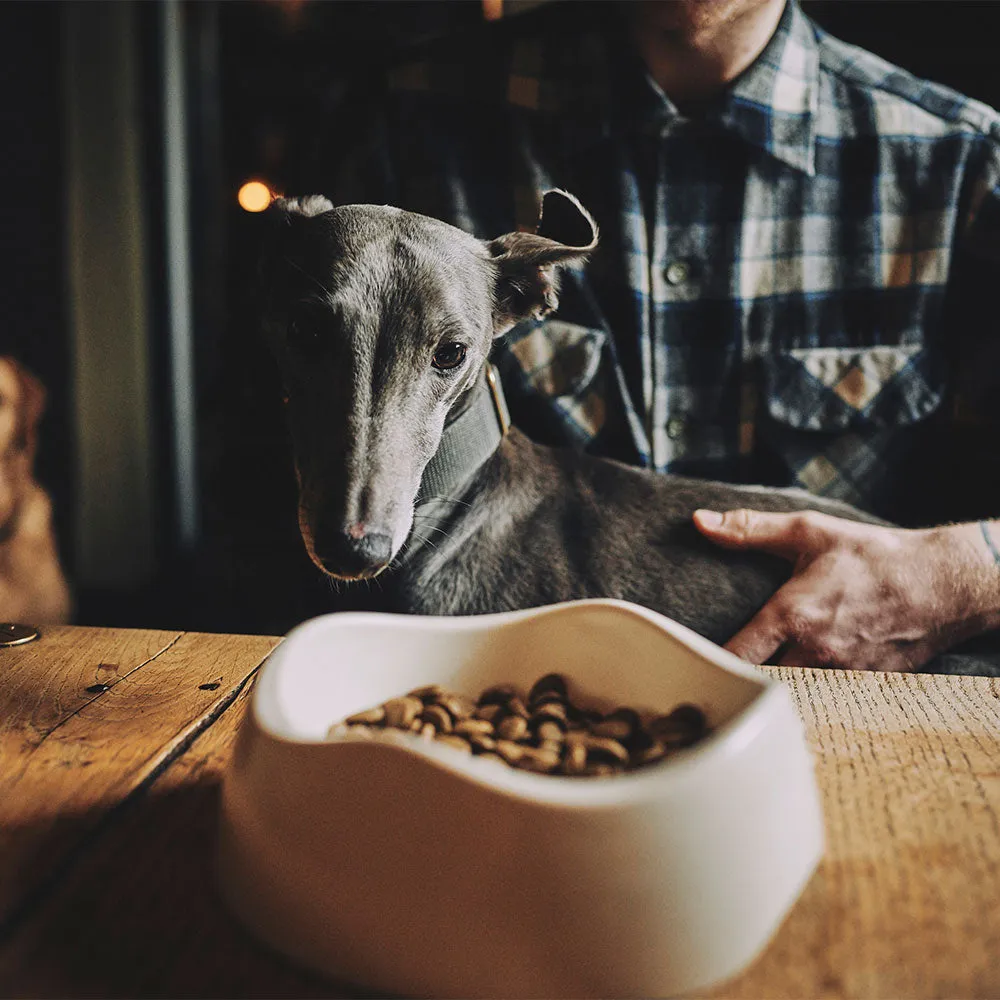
1,628 -> 999,998
706,667 -> 1000,999
0,627 -> 278,933
0,680 -> 339,999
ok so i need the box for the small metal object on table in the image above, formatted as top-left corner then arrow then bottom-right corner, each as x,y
0,625 -> 998,998
0,623 -> 39,647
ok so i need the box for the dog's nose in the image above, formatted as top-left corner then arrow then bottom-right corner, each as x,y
313,523 -> 393,577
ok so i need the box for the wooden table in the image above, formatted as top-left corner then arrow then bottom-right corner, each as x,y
1,626 -> 998,998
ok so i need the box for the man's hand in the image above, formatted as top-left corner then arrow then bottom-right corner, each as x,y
692,508 -> 1000,671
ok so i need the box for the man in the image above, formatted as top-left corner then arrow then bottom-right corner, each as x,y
299,0 -> 1000,671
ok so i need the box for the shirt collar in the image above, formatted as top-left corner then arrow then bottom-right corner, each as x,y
713,0 -> 819,176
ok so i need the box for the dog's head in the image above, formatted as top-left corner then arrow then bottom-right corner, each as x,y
258,190 -> 597,580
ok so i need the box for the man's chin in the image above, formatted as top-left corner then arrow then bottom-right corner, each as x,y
633,0 -> 765,36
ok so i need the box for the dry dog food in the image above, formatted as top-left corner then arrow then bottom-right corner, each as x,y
327,674 -> 709,777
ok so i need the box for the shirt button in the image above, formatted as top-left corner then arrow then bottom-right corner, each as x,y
666,416 -> 686,440
664,260 -> 690,286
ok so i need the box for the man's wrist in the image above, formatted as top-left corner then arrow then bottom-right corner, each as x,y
980,521 -> 1000,567
922,521 -> 1000,642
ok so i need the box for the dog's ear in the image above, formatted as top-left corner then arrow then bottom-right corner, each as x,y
256,195 -> 335,309
270,195 -> 334,218
487,189 -> 598,336
259,195 -> 335,257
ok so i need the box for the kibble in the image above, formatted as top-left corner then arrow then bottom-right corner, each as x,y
419,703 -> 453,733
496,714 -> 529,742
586,763 -> 619,777
478,683 -> 518,706
467,733 -> 497,754
439,692 -> 476,721
505,696 -> 530,720
453,718 -> 494,738
592,708 -> 640,742
496,739 -> 526,765
515,745 -> 561,773
649,704 -> 708,748
535,720 -> 565,742
383,696 -> 422,729
532,701 -> 568,727
583,735 -> 631,766
437,734 -> 473,753
563,740 -> 588,775
328,674 -> 709,778
345,706 -> 386,726
408,684 -> 446,701
528,673 -> 568,705
473,702 -> 505,724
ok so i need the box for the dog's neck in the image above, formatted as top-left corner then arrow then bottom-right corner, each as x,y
401,363 -> 509,564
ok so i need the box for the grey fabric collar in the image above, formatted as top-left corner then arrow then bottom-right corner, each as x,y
400,364 -> 509,563
418,363 -> 509,506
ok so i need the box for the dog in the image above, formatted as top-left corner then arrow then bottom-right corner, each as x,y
0,357 -> 71,624
257,190 -> 884,648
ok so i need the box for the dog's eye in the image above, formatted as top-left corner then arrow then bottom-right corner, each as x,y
431,342 -> 467,371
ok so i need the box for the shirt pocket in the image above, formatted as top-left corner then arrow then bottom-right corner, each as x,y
759,343 -> 947,513
763,344 -> 945,431
501,319 -> 608,445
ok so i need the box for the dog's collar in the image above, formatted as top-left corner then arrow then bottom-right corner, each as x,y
417,362 -> 510,509
395,364 -> 508,567
396,364 -> 509,567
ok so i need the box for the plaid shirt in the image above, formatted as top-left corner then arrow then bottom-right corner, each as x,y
310,0 -> 1000,526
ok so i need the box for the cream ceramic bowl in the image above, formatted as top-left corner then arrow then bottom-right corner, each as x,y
217,599 -> 822,998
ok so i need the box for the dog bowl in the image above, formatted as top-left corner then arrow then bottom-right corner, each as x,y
217,599 -> 822,998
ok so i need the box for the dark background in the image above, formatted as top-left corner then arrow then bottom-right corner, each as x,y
2,0 -> 999,631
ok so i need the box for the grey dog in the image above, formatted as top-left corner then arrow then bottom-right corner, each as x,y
258,190 -> 885,649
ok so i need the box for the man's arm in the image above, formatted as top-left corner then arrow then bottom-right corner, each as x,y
692,509 -> 1000,670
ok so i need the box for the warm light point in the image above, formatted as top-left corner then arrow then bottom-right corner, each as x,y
239,181 -> 273,212
482,0 -> 503,21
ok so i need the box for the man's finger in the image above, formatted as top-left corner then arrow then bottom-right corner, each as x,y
723,603 -> 789,665
693,507 -> 824,560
